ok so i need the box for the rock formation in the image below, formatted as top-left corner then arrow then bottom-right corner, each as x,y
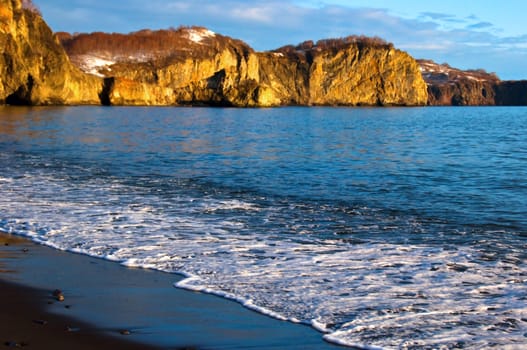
0,1 -> 427,107
494,80 -> 527,105
304,40 -> 427,106
419,59 -> 527,106
3,0 -> 527,107
58,29 -> 428,107
0,0 -> 102,105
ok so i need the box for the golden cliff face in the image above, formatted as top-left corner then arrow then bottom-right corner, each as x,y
96,34 -> 271,107
94,39 -> 427,106
0,0 -> 102,105
1,2 -> 427,107
256,52 -> 310,105
309,46 -> 428,106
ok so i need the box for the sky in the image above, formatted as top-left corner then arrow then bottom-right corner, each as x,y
33,0 -> 527,80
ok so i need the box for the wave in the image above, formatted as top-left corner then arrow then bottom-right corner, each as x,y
1,153 -> 526,349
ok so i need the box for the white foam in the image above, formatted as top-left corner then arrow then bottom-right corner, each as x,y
202,199 -> 260,213
176,275 -> 290,322
324,332 -> 387,350
1,165 -> 526,349
311,318 -> 331,333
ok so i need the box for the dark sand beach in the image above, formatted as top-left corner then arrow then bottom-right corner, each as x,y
0,232 -> 342,349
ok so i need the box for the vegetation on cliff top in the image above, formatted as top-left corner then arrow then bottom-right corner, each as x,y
57,26 -> 253,66
21,0 -> 40,14
276,35 -> 393,55
418,59 -> 499,84
269,35 -> 394,66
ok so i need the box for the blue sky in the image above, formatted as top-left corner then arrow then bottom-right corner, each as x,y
34,0 -> 527,80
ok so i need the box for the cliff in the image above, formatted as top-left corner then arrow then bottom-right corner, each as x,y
1,0 -> 427,107
303,40 -> 427,106
418,60 -> 527,106
418,60 -> 499,106
4,0 -> 527,107
0,0 -> 102,105
494,80 -> 527,105
59,30 -> 428,107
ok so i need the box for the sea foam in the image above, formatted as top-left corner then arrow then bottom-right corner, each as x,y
2,106 -> 527,349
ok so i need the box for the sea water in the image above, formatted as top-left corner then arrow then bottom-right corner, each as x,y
0,106 -> 526,349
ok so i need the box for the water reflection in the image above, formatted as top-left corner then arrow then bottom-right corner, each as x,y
1,106 -> 526,229
0,106 -> 62,141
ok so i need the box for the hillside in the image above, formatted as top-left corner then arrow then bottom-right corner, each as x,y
7,0 -> 527,107
418,59 -> 527,106
55,29 -> 427,106
56,27 -> 253,77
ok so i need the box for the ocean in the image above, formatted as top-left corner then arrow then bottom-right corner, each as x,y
0,106 -> 526,349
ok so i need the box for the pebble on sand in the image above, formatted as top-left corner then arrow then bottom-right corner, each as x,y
33,319 -> 48,325
52,289 -> 65,302
4,341 -> 29,348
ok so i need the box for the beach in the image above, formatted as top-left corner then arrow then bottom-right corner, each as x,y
0,232 -> 342,349
2,106 -> 525,349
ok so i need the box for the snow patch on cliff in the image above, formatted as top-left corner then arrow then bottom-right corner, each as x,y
186,28 -> 215,44
418,59 -> 498,84
73,55 -> 115,77
72,53 -> 157,77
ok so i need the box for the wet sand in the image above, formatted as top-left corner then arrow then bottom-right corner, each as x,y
0,279 -> 165,350
0,234 -> 164,349
0,232 -> 342,349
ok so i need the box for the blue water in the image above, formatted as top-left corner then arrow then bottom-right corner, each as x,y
0,106 -> 526,349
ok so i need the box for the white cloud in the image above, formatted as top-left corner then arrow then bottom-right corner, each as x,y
164,2 -> 191,12
37,0 -> 527,79
230,6 -> 274,24
399,43 -> 454,51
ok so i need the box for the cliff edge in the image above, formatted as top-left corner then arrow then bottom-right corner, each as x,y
3,0 -> 527,107
58,30 -> 428,107
274,38 -> 427,106
1,0 -> 427,107
418,59 -> 527,106
0,0 -> 102,105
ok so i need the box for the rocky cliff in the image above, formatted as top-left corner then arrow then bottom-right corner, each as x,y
4,0 -> 527,107
58,30 -> 428,107
0,0 -> 427,107
304,40 -> 427,106
418,59 -> 527,106
494,80 -> 527,105
0,0 -> 102,105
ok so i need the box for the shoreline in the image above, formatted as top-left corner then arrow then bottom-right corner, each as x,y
0,232 -> 343,349
0,279 -> 166,350
0,234 -> 168,350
